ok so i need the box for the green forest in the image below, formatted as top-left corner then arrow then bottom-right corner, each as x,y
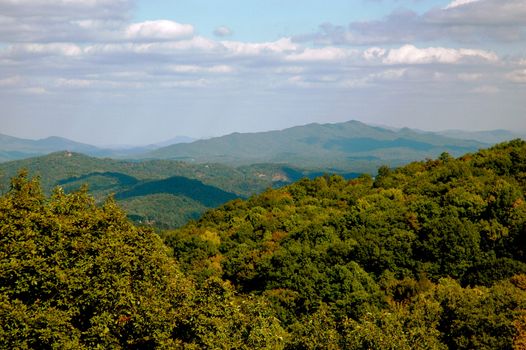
1,140 -> 526,349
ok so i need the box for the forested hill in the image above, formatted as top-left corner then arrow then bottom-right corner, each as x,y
0,152 -> 357,228
165,139 -> 526,349
1,140 -> 526,348
146,120 -> 486,172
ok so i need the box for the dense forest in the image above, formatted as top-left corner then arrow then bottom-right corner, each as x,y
1,140 -> 526,348
0,152 -> 343,228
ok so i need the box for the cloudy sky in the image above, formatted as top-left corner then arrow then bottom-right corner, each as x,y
1,0 -> 525,145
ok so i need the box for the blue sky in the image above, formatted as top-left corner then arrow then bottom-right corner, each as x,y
135,1 -> 447,42
0,0 -> 525,145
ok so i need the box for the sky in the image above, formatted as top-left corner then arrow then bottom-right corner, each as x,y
0,0 -> 525,146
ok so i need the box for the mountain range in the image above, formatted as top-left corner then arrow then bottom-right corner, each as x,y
1,120 -> 524,227
2,121 -> 524,170
145,120 -> 495,172
0,134 -> 195,162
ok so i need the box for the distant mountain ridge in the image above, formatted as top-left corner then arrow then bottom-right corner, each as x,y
144,120 -> 493,173
0,134 -> 101,162
0,133 -> 194,162
2,121 -> 523,169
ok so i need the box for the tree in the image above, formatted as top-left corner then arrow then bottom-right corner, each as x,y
0,172 -> 194,348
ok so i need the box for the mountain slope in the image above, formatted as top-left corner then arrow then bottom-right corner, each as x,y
0,152 -> 326,227
145,120 -> 487,172
0,134 -> 101,161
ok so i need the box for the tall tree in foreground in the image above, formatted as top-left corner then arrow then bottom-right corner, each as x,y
0,172 -> 194,349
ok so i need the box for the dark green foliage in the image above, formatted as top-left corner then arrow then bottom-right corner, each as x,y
2,140 -> 526,348
0,172 -> 196,348
166,140 -> 526,348
0,152 -> 352,229
114,176 -> 239,207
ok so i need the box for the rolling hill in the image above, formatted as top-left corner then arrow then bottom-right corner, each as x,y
144,120 -> 488,172
0,152 -> 336,228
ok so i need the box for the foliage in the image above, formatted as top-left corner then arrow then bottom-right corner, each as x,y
2,140 -> 526,348
166,139 -> 526,347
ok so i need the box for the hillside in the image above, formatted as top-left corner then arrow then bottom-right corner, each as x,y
2,141 -> 526,348
146,120 -> 487,172
164,139 -> 526,348
0,152 -> 340,228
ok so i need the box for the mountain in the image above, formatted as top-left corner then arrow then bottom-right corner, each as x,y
0,133 -> 102,162
144,120 -> 488,173
0,133 -> 197,162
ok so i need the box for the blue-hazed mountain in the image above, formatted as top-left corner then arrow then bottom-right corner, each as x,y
0,133 -> 197,162
144,120 -> 489,172
0,134 -> 102,162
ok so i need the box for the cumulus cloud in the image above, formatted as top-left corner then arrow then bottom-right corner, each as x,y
285,47 -> 350,62
0,0 -> 132,42
6,43 -> 83,57
221,38 -> 297,56
0,0 -> 520,110
125,20 -> 194,41
214,26 -> 233,37
303,0 -> 526,45
382,45 -> 498,65
444,0 -> 481,10
167,65 -> 234,74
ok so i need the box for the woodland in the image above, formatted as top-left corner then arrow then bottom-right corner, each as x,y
1,140 -> 526,349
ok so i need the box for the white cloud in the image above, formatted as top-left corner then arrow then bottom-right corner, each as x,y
214,26 -> 233,37
444,0 -> 480,10
305,0 -> 526,46
168,65 -> 234,74
125,20 -> 194,41
383,45 -> 498,64
363,47 -> 387,61
285,47 -> 350,62
221,38 -> 297,56
6,43 -> 83,57
0,0 -> 132,42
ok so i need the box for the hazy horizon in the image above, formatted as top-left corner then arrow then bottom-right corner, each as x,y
1,119 -> 524,148
1,0 -> 525,145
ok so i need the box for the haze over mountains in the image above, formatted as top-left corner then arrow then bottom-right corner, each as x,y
2,120 -> 523,169
0,133 -> 196,162
145,120 -> 495,172
1,119 -> 524,228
